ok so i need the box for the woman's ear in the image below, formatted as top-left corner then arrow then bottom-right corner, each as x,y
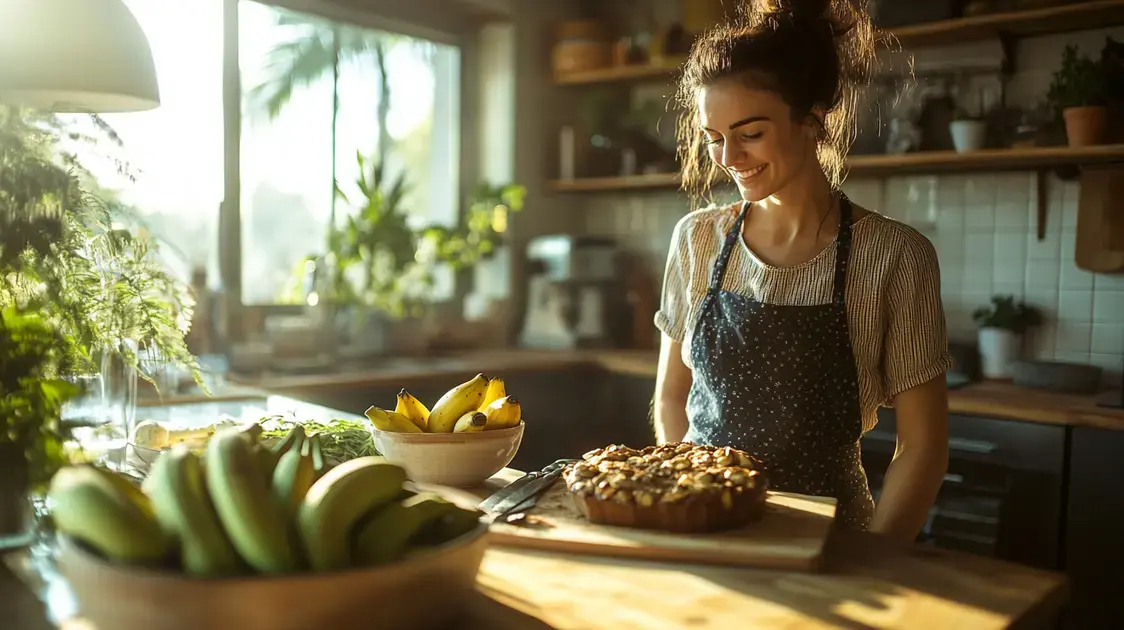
806,107 -> 828,141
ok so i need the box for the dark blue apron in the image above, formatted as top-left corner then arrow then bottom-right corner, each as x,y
684,195 -> 874,530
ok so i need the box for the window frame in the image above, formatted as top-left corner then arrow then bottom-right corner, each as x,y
219,0 -> 481,322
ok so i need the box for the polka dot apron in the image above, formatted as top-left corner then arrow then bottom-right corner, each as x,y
684,195 -> 875,530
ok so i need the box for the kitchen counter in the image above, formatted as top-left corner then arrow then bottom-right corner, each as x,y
3,464 -> 1069,630
228,349 -> 1124,431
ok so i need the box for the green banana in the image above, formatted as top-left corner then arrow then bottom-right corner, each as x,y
297,456 -> 406,572
272,446 -> 316,517
426,373 -> 489,433
144,445 -> 245,576
48,465 -> 170,565
271,425 -> 306,459
302,433 -> 331,479
205,430 -> 301,574
411,505 -> 484,547
352,493 -> 459,566
258,425 -> 306,481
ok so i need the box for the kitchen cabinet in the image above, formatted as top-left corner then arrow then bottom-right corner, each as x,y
1064,427 -> 1124,630
863,411 -> 1066,571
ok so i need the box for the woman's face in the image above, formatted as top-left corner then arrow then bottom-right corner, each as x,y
697,79 -> 819,202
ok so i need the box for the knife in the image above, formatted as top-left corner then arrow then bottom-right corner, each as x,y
479,458 -> 579,517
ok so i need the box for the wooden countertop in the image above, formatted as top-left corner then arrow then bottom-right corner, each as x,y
229,349 -> 1124,432
3,468 -> 1068,630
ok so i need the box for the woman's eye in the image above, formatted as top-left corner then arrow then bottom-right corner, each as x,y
704,136 -> 722,146
741,132 -> 763,141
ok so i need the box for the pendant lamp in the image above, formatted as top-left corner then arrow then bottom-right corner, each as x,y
0,0 -> 159,113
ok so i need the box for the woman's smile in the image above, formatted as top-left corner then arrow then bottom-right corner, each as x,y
731,164 -> 767,183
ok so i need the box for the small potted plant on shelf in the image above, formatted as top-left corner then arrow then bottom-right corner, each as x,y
949,80 -> 988,153
972,295 -> 1043,380
1046,43 -> 1112,147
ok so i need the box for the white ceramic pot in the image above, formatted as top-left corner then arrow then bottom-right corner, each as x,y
949,119 -> 987,153
978,327 -> 1021,379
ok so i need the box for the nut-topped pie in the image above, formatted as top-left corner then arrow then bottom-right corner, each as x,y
562,442 -> 769,533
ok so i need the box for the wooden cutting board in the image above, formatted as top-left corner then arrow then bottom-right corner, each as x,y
436,481 -> 837,573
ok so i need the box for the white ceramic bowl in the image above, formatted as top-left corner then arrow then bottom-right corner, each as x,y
58,521 -> 490,630
369,422 -> 524,487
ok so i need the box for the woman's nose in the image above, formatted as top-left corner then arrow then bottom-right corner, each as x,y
718,141 -> 741,168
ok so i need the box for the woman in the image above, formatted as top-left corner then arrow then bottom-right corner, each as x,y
653,0 -> 951,541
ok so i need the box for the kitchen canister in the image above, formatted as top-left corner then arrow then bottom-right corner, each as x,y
552,21 -> 611,79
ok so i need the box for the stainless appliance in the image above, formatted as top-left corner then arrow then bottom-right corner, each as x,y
520,236 -> 622,350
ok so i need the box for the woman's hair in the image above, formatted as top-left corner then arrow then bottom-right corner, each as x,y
674,0 -> 880,204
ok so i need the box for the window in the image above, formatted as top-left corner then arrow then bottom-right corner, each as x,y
59,0 -> 225,285
238,1 -> 461,305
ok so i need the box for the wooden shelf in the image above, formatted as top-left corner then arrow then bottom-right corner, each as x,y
553,60 -> 681,86
890,0 -> 1124,48
546,145 -> 1124,192
552,1 -> 1124,86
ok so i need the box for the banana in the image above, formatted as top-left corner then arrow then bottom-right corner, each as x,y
365,406 -> 422,433
394,389 -> 430,431
297,456 -> 406,572
479,377 -> 507,410
272,446 -> 316,517
48,465 -> 170,565
205,429 -> 301,574
482,395 -> 522,430
453,411 -> 487,433
426,373 -> 489,433
301,433 -> 332,480
144,445 -> 245,576
271,425 -> 306,460
352,493 -> 459,566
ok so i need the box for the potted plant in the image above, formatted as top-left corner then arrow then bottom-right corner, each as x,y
1046,44 -> 1112,147
949,80 -> 988,153
285,152 -> 525,356
972,295 -> 1042,380
0,307 -> 81,539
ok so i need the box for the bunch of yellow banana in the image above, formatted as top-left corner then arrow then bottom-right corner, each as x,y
366,374 -> 524,434
47,424 -> 483,578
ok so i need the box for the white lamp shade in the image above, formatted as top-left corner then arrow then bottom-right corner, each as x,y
0,0 -> 159,113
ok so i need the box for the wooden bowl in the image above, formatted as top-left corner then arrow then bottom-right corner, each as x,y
369,422 -> 524,487
57,522 -> 490,630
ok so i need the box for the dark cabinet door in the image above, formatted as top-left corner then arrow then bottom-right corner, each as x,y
1064,427 -> 1124,630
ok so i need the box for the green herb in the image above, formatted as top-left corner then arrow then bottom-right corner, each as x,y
972,295 -> 1042,334
259,417 -> 377,464
1046,44 -> 1112,111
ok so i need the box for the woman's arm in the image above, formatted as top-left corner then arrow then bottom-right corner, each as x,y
869,375 -> 949,542
654,333 -> 692,444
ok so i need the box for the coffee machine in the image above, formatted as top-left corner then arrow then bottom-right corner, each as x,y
520,235 -> 623,349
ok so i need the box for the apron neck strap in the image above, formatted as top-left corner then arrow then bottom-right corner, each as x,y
832,193 -> 854,305
708,201 -> 750,290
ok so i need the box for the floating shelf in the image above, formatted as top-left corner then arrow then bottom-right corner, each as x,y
546,145 -> 1124,192
552,0 -> 1124,87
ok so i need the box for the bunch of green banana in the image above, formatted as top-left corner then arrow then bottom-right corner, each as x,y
47,423 -> 484,578
368,374 -> 524,434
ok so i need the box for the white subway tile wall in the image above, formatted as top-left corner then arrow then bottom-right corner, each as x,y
578,173 -> 1123,386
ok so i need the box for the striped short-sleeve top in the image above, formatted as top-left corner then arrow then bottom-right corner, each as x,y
654,202 -> 953,433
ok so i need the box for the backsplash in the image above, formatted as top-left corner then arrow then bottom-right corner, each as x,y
580,172 -> 1124,387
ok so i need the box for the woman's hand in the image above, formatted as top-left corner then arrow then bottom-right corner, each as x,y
869,375 -> 949,543
654,334 -> 692,444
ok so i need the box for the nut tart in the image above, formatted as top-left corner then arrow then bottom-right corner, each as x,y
562,442 -> 769,533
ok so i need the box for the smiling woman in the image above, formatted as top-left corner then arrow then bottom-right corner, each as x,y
654,0 -> 953,543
